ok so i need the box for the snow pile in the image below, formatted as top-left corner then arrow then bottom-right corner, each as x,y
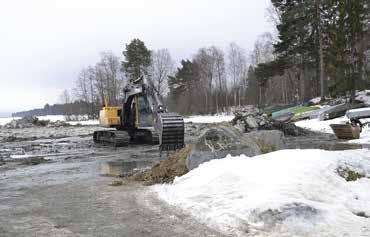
153,149 -> 370,237
295,116 -> 349,133
184,114 -> 234,124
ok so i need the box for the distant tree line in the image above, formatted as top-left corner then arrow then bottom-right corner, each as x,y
12,101 -> 92,117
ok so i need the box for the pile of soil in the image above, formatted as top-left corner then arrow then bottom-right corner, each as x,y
132,146 -> 192,185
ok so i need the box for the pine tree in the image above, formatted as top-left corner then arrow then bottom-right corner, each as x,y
271,0 -> 321,101
325,0 -> 368,97
121,39 -> 152,81
168,60 -> 200,114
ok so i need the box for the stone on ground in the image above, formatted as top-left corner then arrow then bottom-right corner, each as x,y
186,125 -> 261,170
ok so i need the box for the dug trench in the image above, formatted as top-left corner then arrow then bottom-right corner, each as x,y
0,121 -> 365,237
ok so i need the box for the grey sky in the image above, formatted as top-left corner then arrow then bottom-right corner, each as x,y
0,0 -> 272,113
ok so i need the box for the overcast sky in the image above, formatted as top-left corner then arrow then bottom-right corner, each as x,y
0,0 -> 272,113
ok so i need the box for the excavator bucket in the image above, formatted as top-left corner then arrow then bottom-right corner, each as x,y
157,113 -> 185,152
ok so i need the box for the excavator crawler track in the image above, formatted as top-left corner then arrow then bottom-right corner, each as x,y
93,130 -> 131,147
158,113 -> 185,152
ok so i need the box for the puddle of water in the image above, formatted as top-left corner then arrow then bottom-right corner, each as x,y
101,160 -> 153,176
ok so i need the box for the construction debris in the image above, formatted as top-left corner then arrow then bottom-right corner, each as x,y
231,106 -> 307,136
231,106 -> 272,132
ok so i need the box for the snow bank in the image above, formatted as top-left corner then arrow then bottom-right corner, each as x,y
184,115 -> 234,124
153,149 -> 370,237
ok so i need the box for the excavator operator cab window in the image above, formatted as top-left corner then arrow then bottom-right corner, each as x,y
137,95 -> 152,127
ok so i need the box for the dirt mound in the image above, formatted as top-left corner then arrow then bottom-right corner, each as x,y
132,146 -> 191,185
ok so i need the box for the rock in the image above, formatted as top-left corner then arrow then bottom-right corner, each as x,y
244,130 -> 285,154
0,158 -> 5,166
232,105 -> 273,132
246,116 -> 259,129
186,125 -> 261,170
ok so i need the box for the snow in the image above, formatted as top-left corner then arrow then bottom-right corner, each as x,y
67,120 -> 99,126
295,116 -> 370,144
309,97 -> 321,105
153,149 -> 370,237
349,127 -> 370,145
295,116 -> 349,134
356,90 -> 370,105
1,114 -> 233,127
0,115 -> 99,126
0,117 -> 21,126
184,114 -> 234,124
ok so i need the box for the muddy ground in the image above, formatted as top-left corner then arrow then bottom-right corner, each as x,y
0,124 -> 366,237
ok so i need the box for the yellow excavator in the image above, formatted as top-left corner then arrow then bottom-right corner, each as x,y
93,76 -> 185,153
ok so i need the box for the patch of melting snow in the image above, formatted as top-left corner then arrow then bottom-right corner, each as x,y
9,154 -> 32,159
184,114 -> 234,124
153,149 -> 370,237
295,116 -> 349,134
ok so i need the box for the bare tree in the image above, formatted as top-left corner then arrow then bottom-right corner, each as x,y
59,89 -> 71,104
59,89 -> 73,118
97,51 -> 124,105
210,46 -> 227,112
193,48 -> 215,113
250,32 -> 275,66
150,49 -> 175,97
227,42 -> 247,107
74,68 -> 90,103
265,1 -> 281,40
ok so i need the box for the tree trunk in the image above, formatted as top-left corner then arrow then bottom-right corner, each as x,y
316,0 -> 325,99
